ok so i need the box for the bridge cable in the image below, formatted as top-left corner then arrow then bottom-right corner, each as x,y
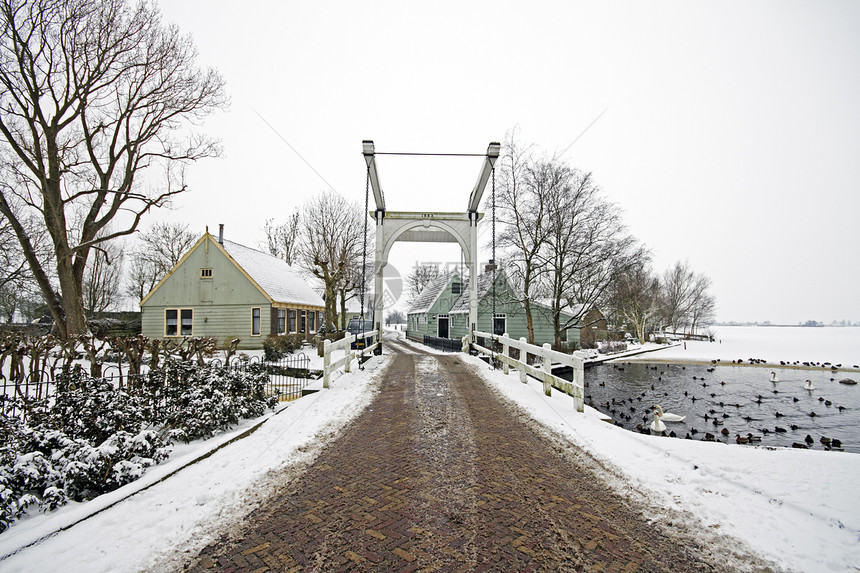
491,165 -> 496,370
359,163 -> 370,370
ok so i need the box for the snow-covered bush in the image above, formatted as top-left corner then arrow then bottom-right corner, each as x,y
0,358 -> 276,532
151,360 -> 276,442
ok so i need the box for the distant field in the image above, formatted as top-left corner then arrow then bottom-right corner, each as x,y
625,326 -> 860,369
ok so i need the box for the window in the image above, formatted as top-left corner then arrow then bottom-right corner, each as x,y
165,309 -> 177,336
165,309 -> 192,336
308,310 -> 316,332
451,281 -> 462,294
200,268 -> 213,278
299,310 -> 306,334
493,313 -> 506,336
181,309 -> 193,336
277,309 -> 286,335
288,309 -> 296,333
252,307 -> 261,336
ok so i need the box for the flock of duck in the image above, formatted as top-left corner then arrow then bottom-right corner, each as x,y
584,361 -> 857,452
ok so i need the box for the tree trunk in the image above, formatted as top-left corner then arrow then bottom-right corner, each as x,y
523,299 -> 535,345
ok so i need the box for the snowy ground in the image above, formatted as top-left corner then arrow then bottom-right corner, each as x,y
0,354 -> 393,572
1,327 -> 858,572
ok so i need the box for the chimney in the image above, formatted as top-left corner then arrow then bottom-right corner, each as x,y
484,259 -> 497,274
218,224 -> 224,244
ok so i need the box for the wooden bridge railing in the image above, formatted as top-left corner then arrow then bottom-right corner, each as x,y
467,330 -> 585,413
322,329 -> 380,388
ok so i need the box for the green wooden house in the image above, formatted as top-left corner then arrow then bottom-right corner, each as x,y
140,229 -> 325,349
406,272 -> 464,340
407,269 -> 580,347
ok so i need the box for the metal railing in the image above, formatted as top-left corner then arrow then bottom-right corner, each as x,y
423,335 -> 462,352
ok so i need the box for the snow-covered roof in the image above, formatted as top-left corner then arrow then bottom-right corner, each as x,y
407,272 -> 459,314
534,298 -> 588,319
221,239 -> 324,308
449,272 -> 498,314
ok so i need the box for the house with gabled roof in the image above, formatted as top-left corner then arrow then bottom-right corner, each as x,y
406,267 -> 581,348
140,227 -> 325,349
406,271 -> 464,340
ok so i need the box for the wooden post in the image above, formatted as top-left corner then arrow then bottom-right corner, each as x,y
573,350 -> 585,412
519,338 -> 527,383
323,339 -> 331,389
344,335 -> 352,373
542,343 -> 552,396
502,332 -> 509,375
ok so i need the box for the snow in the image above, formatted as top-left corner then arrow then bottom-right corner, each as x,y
221,239 -> 324,308
1,327 -> 858,572
623,326 -> 860,370
0,354 -> 393,572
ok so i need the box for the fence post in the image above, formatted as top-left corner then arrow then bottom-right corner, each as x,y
542,343 -> 552,396
344,336 -> 352,374
502,332 -> 509,375
519,338 -> 527,383
573,350 -> 585,412
323,338 -> 331,389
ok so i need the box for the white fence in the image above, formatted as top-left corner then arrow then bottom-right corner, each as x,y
322,329 -> 380,388
467,330 -> 585,412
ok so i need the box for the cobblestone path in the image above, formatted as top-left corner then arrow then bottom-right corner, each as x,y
184,337 -> 732,572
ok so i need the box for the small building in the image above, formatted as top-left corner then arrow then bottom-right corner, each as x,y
140,229 -> 325,349
406,269 -> 580,348
406,272 -> 465,339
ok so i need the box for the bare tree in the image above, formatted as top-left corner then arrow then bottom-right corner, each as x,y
608,264 -> 660,344
0,0 -> 226,338
262,211 -> 301,265
126,221 -> 197,303
296,191 -> 366,331
403,263 -> 442,306
386,309 -> 405,325
659,261 -> 716,335
495,134 -> 549,344
82,233 -> 124,315
542,165 -> 648,347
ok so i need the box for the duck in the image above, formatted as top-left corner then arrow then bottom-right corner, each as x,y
804,380 -> 815,390
736,434 -> 749,444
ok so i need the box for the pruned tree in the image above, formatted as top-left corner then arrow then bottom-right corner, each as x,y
403,263 -> 442,307
126,221 -> 196,303
262,211 -> 301,266
296,190 -> 366,331
0,0 -> 226,338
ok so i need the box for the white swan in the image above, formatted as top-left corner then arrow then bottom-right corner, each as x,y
770,371 -> 779,382
650,407 -> 666,433
654,404 -> 686,422
804,379 -> 815,390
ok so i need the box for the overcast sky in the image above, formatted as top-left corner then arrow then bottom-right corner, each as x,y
152,0 -> 860,324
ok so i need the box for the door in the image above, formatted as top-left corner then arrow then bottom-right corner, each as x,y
438,316 -> 449,338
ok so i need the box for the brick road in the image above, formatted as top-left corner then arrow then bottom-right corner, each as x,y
184,337 -> 738,572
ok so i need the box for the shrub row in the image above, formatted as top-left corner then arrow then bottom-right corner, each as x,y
0,360 -> 277,533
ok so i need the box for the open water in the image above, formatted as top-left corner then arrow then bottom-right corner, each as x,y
582,362 -> 860,453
